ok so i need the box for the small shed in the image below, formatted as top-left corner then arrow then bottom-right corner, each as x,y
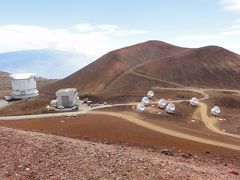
56,88 -> 79,108
10,73 -> 39,99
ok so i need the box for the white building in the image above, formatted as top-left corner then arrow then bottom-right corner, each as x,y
56,88 -> 79,108
10,73 -> 39,99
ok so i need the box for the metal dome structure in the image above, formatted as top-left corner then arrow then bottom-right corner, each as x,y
211,106 -> 221,116
147,90 -> 154,99
137,102 -> 145,112
141,96 -> 150,105
158,99 -> 167,109
166,103 -> 175,114
190,97 -> 198,106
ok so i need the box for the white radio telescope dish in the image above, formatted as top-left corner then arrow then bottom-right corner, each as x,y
158,99 -> 167,109
147,90 -> 154,99
211,106 -> 220,116
141,96 -> 149,105
190,97 -> 198,106
166,103 -> 175,114
137,102 -> 145,112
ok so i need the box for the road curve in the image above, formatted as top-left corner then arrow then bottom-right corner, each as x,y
0,85 -> 239,150
88,111 -> 240,151
193,102 -> 240,139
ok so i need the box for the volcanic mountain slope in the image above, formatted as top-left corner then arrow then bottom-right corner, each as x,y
41,41 -> 187,96
135,46 -> 240,89
41,41 -> 240,99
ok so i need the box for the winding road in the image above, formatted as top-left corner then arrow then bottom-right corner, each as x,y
0,73 -> 240,151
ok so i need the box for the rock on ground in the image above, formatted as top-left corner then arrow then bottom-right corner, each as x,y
0,127 -> 239,180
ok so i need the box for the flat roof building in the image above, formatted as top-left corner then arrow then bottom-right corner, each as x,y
56,88 -> 79,108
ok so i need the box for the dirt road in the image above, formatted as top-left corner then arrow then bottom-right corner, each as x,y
88,111 -> 240,151
0,84 -> 239,151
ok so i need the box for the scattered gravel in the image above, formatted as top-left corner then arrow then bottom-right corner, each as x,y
0,127 -> 239,179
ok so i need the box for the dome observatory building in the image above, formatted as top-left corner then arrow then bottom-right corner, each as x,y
9,73 -> 39,99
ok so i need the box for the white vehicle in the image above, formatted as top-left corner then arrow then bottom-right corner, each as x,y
158,99 -> 167,109
166,103 -> 175,114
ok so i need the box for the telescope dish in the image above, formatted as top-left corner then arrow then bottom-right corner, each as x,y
147,90 -> 154,99
141,96 -> 149,105
211,106 -> 220,116
158,99 -> 167,108
137,102 -> 145,112
166,103 -> 175,113
190,97 -> 198,106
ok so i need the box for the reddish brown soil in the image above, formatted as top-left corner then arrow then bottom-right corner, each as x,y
0,96 -> 50,116
0,113 -> 239,161
1,127 -> 240,179
2,41 -> 240,115
136,46 -> 240,89
204,91 -> 240,135
41,41 -> 240,99
40,41 -> 187,96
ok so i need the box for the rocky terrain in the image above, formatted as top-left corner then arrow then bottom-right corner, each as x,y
0,127 -> 239,179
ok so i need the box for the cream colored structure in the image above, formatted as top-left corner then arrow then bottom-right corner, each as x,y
10,73 -> 39,99
56,88 -> 79,108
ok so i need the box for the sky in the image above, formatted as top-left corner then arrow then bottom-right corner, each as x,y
0,0 -> 240,77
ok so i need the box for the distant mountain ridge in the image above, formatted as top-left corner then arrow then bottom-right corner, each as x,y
0,49 -> 90,79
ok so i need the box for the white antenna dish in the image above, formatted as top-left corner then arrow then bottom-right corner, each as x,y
166,103 -> 175,114
137,102 -> 145,112
211,106 -> 220,116
190,97 -> 198,106
147,90 -> 154,99
158,99 -> 167,109
141,96 -> 149,105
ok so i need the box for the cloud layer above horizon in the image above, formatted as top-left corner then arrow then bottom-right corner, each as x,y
0,23 -> 145,58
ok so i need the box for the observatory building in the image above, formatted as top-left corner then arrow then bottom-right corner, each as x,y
56,88 -> 79,108
9,73 -> 39,99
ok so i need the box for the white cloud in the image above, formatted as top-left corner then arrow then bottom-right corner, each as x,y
176,34 -> 224,41
220,0 -> 240,11
0,23 -> 145,57
73,23 -> 95,32
174,19 -> 240,54
97,24 -> 118,32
